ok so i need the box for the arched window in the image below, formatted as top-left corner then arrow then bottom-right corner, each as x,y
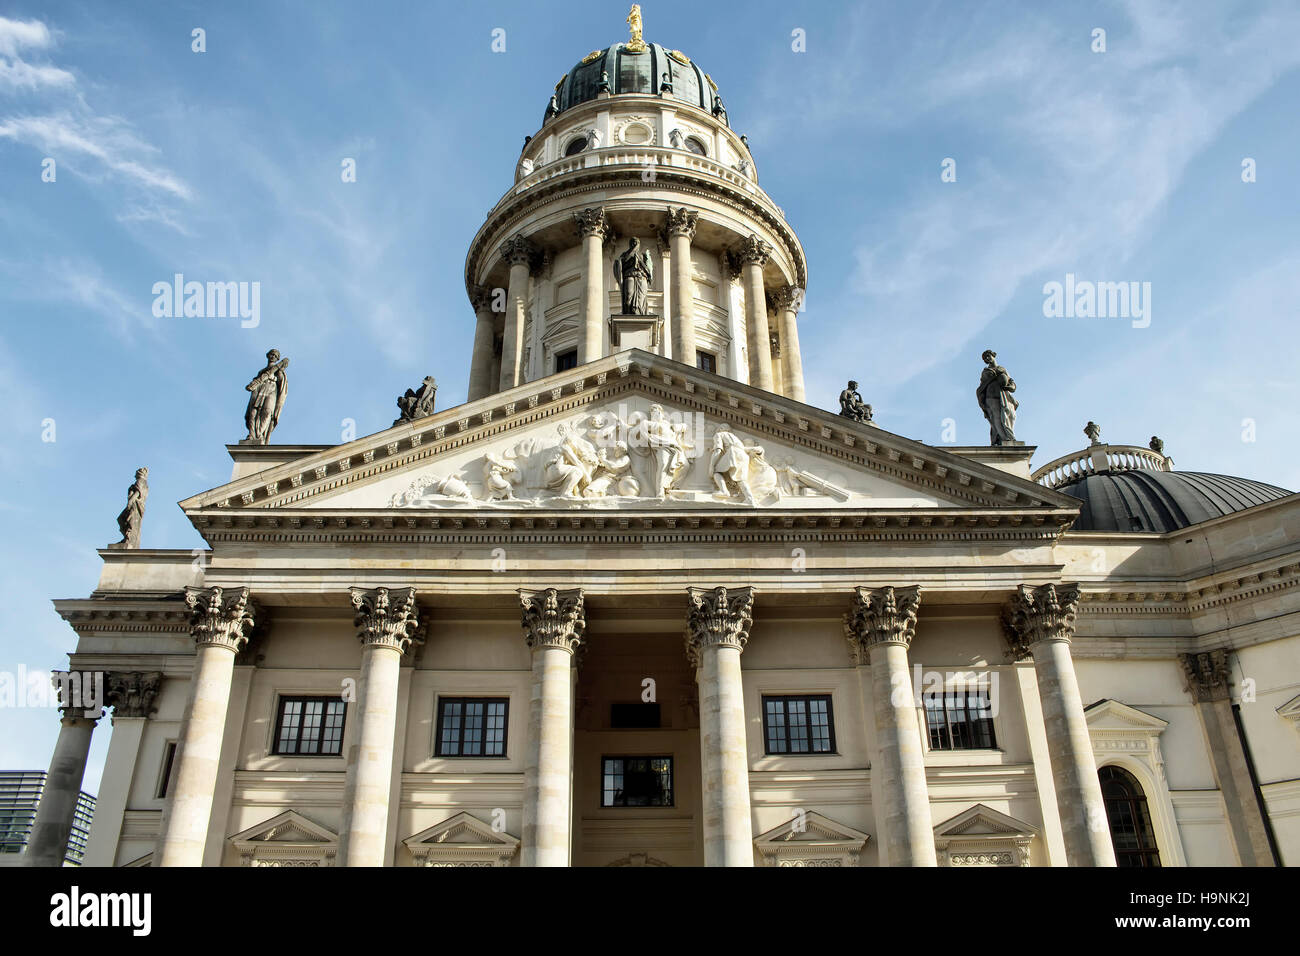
1099,765 -> 1161,867
684,136 -> 708,156
565,137 -> 587,157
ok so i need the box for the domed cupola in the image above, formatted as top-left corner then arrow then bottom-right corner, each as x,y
547,41 -> 726,127
1031,424 -> 1292,533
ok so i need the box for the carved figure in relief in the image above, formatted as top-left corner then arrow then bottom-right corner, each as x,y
390,473 -> 473,506
543,422 -> 600,498
709,431 -> 753,501
482,451 -> 521,501
630,404 -> 691,498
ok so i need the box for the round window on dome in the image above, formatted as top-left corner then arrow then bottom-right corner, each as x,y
684,136 -> 708,156
565,137 -> 588,156
621,122 -> 653,145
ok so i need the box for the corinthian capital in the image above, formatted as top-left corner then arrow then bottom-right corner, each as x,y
184,586 -> 257,652
106,671 -> 163,718
350,586 -> 423,653
773,284 -> 804,313
685,586 -> 755,664
733,234 -> 772,266
573,206 -> 610,240
519,588 -> 586,652
1181,649 -> 1230,703
470,284 -> 493,313
1002,583 -> 1081,658
846,586 -> 921,653
664,206 -> 699,240
499,234 -> 538,268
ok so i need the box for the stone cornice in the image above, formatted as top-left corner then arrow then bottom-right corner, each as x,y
54,598 -> 191,635
845,585 -> 921,654
466,160 -> 807,290
179,351 -> 1077,523
519,587 -> 585,652
685,585 -> 755,662
1003,582 -> 1081,658
350,586 -> 423,654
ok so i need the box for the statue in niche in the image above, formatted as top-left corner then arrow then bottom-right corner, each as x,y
629,404 -> 691,498
976,349 -> 1019,445
839,381 -> 872,424
482,451 -> 521,501
110,467 -> 149,548
394,376 -> 437,426
242,349 -> 289,444
612,237 -> 654,315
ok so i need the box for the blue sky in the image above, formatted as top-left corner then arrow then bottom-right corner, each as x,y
1,0 -> 1298,791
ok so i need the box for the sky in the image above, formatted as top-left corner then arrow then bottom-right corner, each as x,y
1,0 -> 1297,793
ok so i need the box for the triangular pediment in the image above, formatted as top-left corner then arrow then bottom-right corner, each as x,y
933,804 -> 1036,839
182,351 -> 1078,533
753,810 -> 871,848
229,809 -> 337,847
403,811 -> 519,849
1085,699 -> 1169,734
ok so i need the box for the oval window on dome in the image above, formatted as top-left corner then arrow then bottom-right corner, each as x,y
565,137 -> 588,157
684,136 -> 707,156
621,122 -> 653,146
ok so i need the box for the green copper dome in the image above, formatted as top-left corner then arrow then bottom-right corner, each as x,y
544,42 -> 728,126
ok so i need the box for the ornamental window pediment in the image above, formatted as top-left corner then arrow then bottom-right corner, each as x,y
932,804 -> 1036,867
753,810 -> 870,867
402,811 -> 520,867
229,809 -> 338,867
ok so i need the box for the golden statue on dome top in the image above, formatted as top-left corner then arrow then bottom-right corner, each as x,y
626,4 -> 647,53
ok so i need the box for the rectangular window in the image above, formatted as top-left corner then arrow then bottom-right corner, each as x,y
436,698 -> 509,757
156,741 -> 177,798
555,349 -> 578,373
601,756 -> 673,807
273,696 -> 347,755
763,695 -> 836,754
696,351 -> 717,374
924,688 -> 996,750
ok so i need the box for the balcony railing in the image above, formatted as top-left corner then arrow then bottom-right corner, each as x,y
1031,444 -> 1172,490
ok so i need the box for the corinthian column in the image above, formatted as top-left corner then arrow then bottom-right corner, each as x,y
25,672 -> 106,867
665,207 -> 699,367
83,672 -> 163,867
734,235 -> 774,391
498,235 -> 536,391
686,586 -> 755,867
847,586 -> 936,866
1180,649 -> 1276,866
1005,583 -> 1115,866
468,285 -> 497,401
156,586 -> 257,867
574,207 -> 609,365
519,588 -> 584,867
338,587 -> 422,867
773,285 -> 806,402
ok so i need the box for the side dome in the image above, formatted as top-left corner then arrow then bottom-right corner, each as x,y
546,42 -> 725,125
1032,430 -> 1292,532
1058,470 -> 1291,533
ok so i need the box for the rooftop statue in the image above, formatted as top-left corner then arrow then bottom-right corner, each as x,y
395,376 -> 438,426
839,381 -> 872,424
243,349 -> 289,445
612,237 -> 654,315
976,349 -> 1018,446
1150,436 -> 1165,455
109,466 -> 148,549
1084,421 -> 1102,445
626,4 -> 647,53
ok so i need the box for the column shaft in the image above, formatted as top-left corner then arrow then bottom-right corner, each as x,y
523,645 -> 574,866
869,642 -> 936,865
468,298 -> 497,401
580,232 -> 605,364
743,261 -> 773,390
1032,638 -> 1116,866
776,290 -> 805,402
697,643 -> 752,866
83,716 -> 147,867
25,714 -> 97,866
337,643 -> 403,866
156,643 -> 237,866
499,260 -> 529,392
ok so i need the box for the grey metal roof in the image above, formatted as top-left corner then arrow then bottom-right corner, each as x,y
1057,469 -> 1293,533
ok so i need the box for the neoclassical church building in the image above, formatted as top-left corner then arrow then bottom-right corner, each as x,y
28,10 -> 1300,868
